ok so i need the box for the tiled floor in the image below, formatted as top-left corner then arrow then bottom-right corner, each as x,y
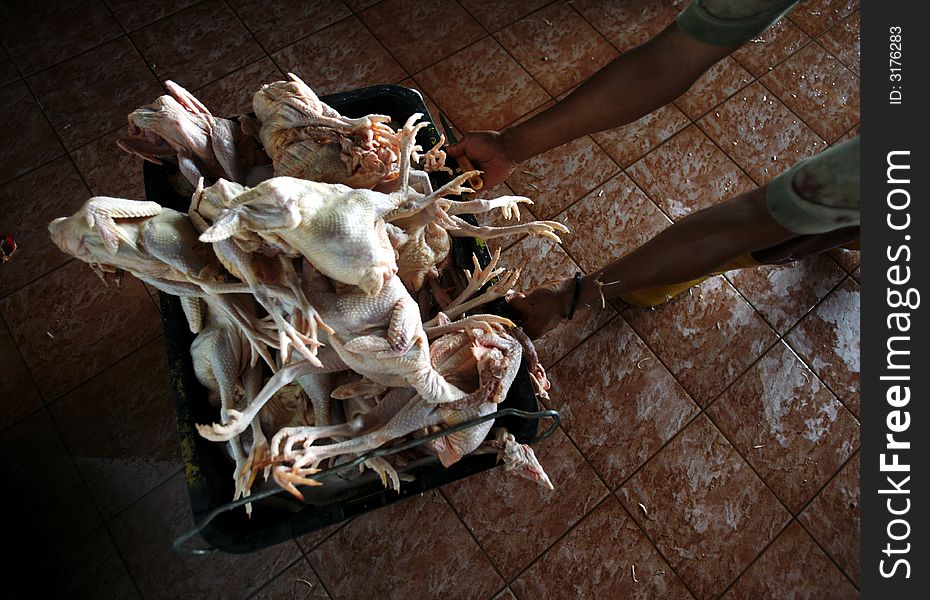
0,1 -> 859,598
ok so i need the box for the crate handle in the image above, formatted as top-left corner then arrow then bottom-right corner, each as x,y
173,407 -> 560,554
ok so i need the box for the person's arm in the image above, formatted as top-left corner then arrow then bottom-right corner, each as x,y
447,23 -> 740,187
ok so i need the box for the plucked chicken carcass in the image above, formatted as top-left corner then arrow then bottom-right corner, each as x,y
118,81 -> 263,188
196,115 -> 484,299
267,324 -> 535,497
47,197 -> 286,365
50,77 -> 562,511
251,73 -> 449,189
191,177 -> 330,366
194,255 -> 518,443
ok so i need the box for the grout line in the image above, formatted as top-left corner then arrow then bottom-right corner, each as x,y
4,0 -> 210,81
791,451 -> 861,589
37,399 -> 144,597
299,520 -> 351,555
16,67 -> 102,190
718,448 -> 860,597
45,333 -> 167,408
222,0 -> 277,58
104,465 -> 185,523
0,255 -> 77,302
504,493 -> 615,586
437,487 -> 509,585
613,486 -> 706,599
305,553 -> 339,600
543,310 -> 621,372
244,553 -> 309,599
526,403 -> 701,590
778,274 -> 861,419
712,517 -> 795,598
816,16 -> 861,74
0,311 -> 49,430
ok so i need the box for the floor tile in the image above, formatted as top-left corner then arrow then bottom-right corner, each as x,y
558,172 -> 672,273
789,0 -> 859,38
724,521 -> 856,598
512,496 -> 693,599
501,234 -> 578,290
229,0 -> 351,53
0,50 -> 20,86
0,320 -> 42,430
105,0 -> 200,32
494,2 -> 618,96
798,452 -> 859,583
343,0 -> 380,10
294,522 -> 346,554
360,0 -> 485,74
624,276 -> 778,405
547,318 -> 698,488
50,339 -> 181,518
591,104 -> 690,168
761,42 -> 859,142
309,490 -> 504,599
697,81 -> 827,185
131,0 -> 265,91
193,56 -> 284,118
851,266 -> 859,282
829,247 -> 859,272
0,260 -> 162,400
618,415 -> 790,599
536,303 -> 618,370
0,159 -> 89,298
726,253 -> 847,334
493,588 -> 517,600
273,16 -> 406,97
732,17 -> 811,77
109,473 -> 302,598
459,0 -> 551,32
0,409 -> 101,550
0,80 -> 64,184
414,37 -> 549,132
785,278 -> 859,416
818,11 -> 860,74
443,428 -> 609,580
249,557 -> 330,599
71,128 -> 146,200
627,125 -> 756,221
0,0 -> 122,75
675,57 -> 753,120
52,526 -> 140,599
835,123 -> 859,144
27,37 -> 163,151
706,342 -> 858,513
396,77 -> 448,131
505,135 -> 618,220
572,0 -> 684,52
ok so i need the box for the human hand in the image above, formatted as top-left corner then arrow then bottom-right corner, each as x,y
446,130 -> 518,189
506,277 -> 574,340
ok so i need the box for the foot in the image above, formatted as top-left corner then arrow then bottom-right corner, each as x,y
272,465 -> 323,500
196,408 -> 248,442
362,457 -> 401,492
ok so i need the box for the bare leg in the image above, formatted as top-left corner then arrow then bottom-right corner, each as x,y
509,185 -> 799,339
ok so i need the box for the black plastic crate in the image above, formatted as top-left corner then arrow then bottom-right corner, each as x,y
146,85 -> 552,554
